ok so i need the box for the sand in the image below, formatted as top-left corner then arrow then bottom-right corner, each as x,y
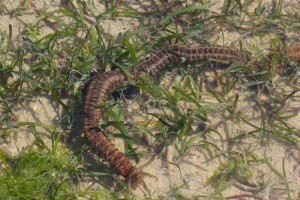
0,0 -> 299,199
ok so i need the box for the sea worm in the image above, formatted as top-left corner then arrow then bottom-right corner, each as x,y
82,44 -> 298,189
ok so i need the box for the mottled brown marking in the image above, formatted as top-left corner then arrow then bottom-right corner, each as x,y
285,44 -> 300,60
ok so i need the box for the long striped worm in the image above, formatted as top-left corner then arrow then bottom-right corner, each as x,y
82,44 -> 299,189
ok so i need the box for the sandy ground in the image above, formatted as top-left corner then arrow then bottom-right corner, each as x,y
0,0 -> 299,199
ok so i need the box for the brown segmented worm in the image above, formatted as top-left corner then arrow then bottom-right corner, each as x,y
82,44 -> 299,189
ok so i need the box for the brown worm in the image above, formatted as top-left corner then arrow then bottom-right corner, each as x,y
133,44 -> 246,78
82,44 -> 298,189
